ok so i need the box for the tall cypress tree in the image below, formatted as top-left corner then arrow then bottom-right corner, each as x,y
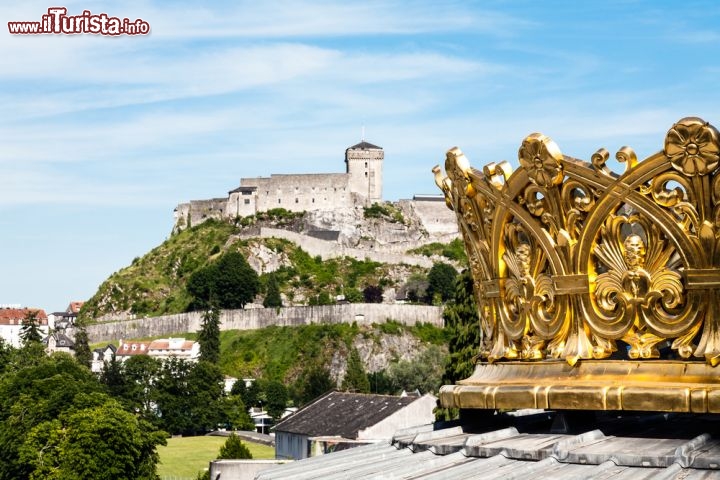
20,310 -> 43,347
442,270 -> 481,384
263,274 -> 282,308
73,324 -> 92,368
197,306 -> 221,364
341,348 -> 370,393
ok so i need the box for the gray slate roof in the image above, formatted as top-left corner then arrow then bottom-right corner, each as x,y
259,415 -> 720,479
272,391 -> 418,438
347,141 -> 382,150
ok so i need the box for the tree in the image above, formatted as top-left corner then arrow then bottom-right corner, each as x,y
443,270 -> 481,384
20,310 -> 43,347
187,265 -> 218,310
263,380 -> 288,420
263,274 -> 282,308
218,433 -> 253,459
198,306 -> 221,363
187,361 -> 224,433
115,355 -> 160,420
232,379 -> 261,409
362,285 -> 383,303
187,251 -> 260,310
387,345 -> 446,394
19,395 -> 166,480
426,262 -> 458,304
0,355 -> 108,479
100,355 -> 127,399
342,348 -> 370,393
73,326 -> 92,368
153,358 -> 193,435
294,363 -> 335,405
220,395 -> 255,431
215,251 -> 260,309
153,359 -> 224,435
403,273 -> 428,303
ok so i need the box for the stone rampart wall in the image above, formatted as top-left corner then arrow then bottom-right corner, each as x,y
83,304 -> 444,343
256,228 -> 435,267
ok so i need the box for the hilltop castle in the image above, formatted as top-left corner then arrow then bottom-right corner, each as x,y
174,141 -> 386,229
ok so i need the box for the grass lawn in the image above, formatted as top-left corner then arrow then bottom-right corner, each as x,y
157,435 -> 275,479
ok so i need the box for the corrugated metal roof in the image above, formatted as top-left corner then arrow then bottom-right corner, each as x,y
256,421 -> 720,479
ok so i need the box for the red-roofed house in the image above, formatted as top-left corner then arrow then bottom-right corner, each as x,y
0,308 -> 49,348
113,338 -> 200,363
115,340 -> 151,362
148,338 -> 200,361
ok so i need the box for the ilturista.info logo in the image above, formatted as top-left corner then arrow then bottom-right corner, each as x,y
8,7 -> 150,35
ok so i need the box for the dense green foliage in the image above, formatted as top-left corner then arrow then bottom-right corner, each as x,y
363,202 -> 406,223
187,251 -> 260,310
443,270 -> 481,384
426,262 -> 458,304
81,219 -> 426,320
218,433 -> 253,459
73,326 -> 92,368
82,219 -> 237,319
20,310 -> 43,346
198,306 -> 221,363
342,347 -> 370,393
0,349 -> 166,480
408,238 -> 467,265
363,285 -> 383,303
263,274 -> 282,308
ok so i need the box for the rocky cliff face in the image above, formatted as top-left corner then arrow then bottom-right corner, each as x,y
302,204 -> 436,252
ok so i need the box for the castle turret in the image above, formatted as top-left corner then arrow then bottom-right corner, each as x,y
345,141 -> 383,205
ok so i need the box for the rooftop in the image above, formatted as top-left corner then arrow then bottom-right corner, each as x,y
347,141 -> 382,150
259,412 -> 720,479
273,391 -> 421,438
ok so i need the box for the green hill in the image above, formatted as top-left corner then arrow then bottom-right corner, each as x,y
80,218 -> 432,321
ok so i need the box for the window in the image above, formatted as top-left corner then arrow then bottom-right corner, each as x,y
295,198 -> 299,203
244,199 -> 250,204
312,198 -> 315,203
365,162 -> 368,167
278,199 -> 281,204
365,172 -> 368,177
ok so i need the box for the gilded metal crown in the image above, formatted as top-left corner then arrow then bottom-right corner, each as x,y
435,117 -> 720,413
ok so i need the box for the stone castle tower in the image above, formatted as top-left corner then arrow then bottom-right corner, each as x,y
175,140 -> 387,229
345,141 -> 383,204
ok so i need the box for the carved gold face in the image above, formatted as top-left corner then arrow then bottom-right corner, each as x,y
623,234 -> 646,269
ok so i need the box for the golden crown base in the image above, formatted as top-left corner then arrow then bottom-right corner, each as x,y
435,117 -> 720,413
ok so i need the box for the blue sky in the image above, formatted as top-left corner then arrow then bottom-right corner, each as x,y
2,0 -> 720,312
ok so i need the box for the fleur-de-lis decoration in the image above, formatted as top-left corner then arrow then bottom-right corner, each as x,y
593,217 -> 683,356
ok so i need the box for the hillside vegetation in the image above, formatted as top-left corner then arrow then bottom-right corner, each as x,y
81,217 -> 445,321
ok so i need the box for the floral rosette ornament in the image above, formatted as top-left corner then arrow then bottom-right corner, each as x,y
664,117 -> 720,176
518,133 -> 564,188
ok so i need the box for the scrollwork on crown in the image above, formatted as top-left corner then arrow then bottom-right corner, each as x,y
435,117 -> 720,366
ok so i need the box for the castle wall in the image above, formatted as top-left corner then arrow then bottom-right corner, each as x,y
175,198 -> 228,228
80,304 -> 444,343
402,197 -> 459,237
241,173 -> 353,213
253,228 -> 435,268
226,190 -> 258,218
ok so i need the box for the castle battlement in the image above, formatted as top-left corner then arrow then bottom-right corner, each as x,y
174,141 -> 384,230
